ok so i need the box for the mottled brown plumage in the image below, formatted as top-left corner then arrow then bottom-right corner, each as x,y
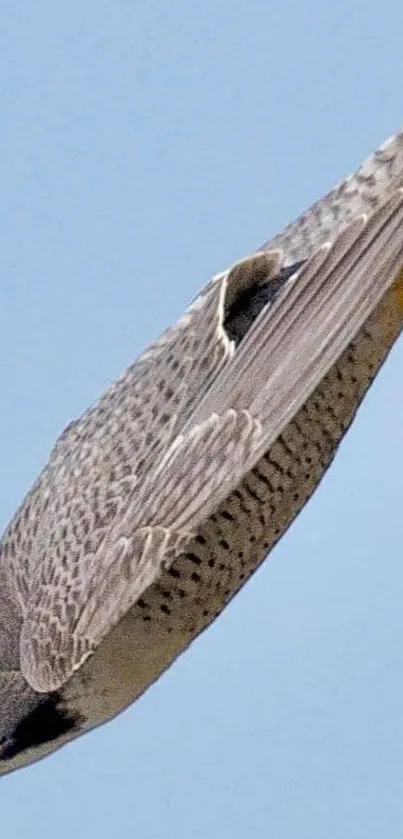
1,130 -> 403,775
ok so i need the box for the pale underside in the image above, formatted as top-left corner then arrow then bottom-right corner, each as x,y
0,130 -> 403,772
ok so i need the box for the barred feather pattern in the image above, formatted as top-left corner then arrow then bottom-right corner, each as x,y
1,130 -> 403,701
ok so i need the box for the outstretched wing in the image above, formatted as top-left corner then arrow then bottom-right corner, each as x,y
19,185 -> 403,693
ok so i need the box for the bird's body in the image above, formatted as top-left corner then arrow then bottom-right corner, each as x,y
1,130 -> 403,775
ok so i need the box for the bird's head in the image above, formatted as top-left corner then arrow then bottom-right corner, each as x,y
0,672 -> 83,775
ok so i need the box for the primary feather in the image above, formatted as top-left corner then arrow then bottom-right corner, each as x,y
1,129 -> 403,774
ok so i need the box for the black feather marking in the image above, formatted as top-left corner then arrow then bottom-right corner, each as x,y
224,261 -> 305,344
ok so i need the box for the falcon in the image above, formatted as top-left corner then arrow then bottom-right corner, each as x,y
1,130 -> 403,776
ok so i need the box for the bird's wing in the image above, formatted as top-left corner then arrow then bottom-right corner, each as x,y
1,252 -> 237,615
20,188 -> 403,693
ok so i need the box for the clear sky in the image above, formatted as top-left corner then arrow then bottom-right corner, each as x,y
1,3 -> 402,837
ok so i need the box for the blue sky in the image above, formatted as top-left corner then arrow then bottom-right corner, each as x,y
1,3 -> 402,837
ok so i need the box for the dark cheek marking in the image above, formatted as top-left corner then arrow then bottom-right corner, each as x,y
0,693 -> 84,761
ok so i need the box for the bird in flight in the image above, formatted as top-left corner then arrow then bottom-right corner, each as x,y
1,129 -> 403,776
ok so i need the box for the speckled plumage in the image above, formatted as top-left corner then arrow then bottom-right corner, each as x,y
1,130 -> 403,775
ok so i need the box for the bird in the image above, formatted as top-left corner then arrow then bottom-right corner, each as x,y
1,129 -> 403,777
